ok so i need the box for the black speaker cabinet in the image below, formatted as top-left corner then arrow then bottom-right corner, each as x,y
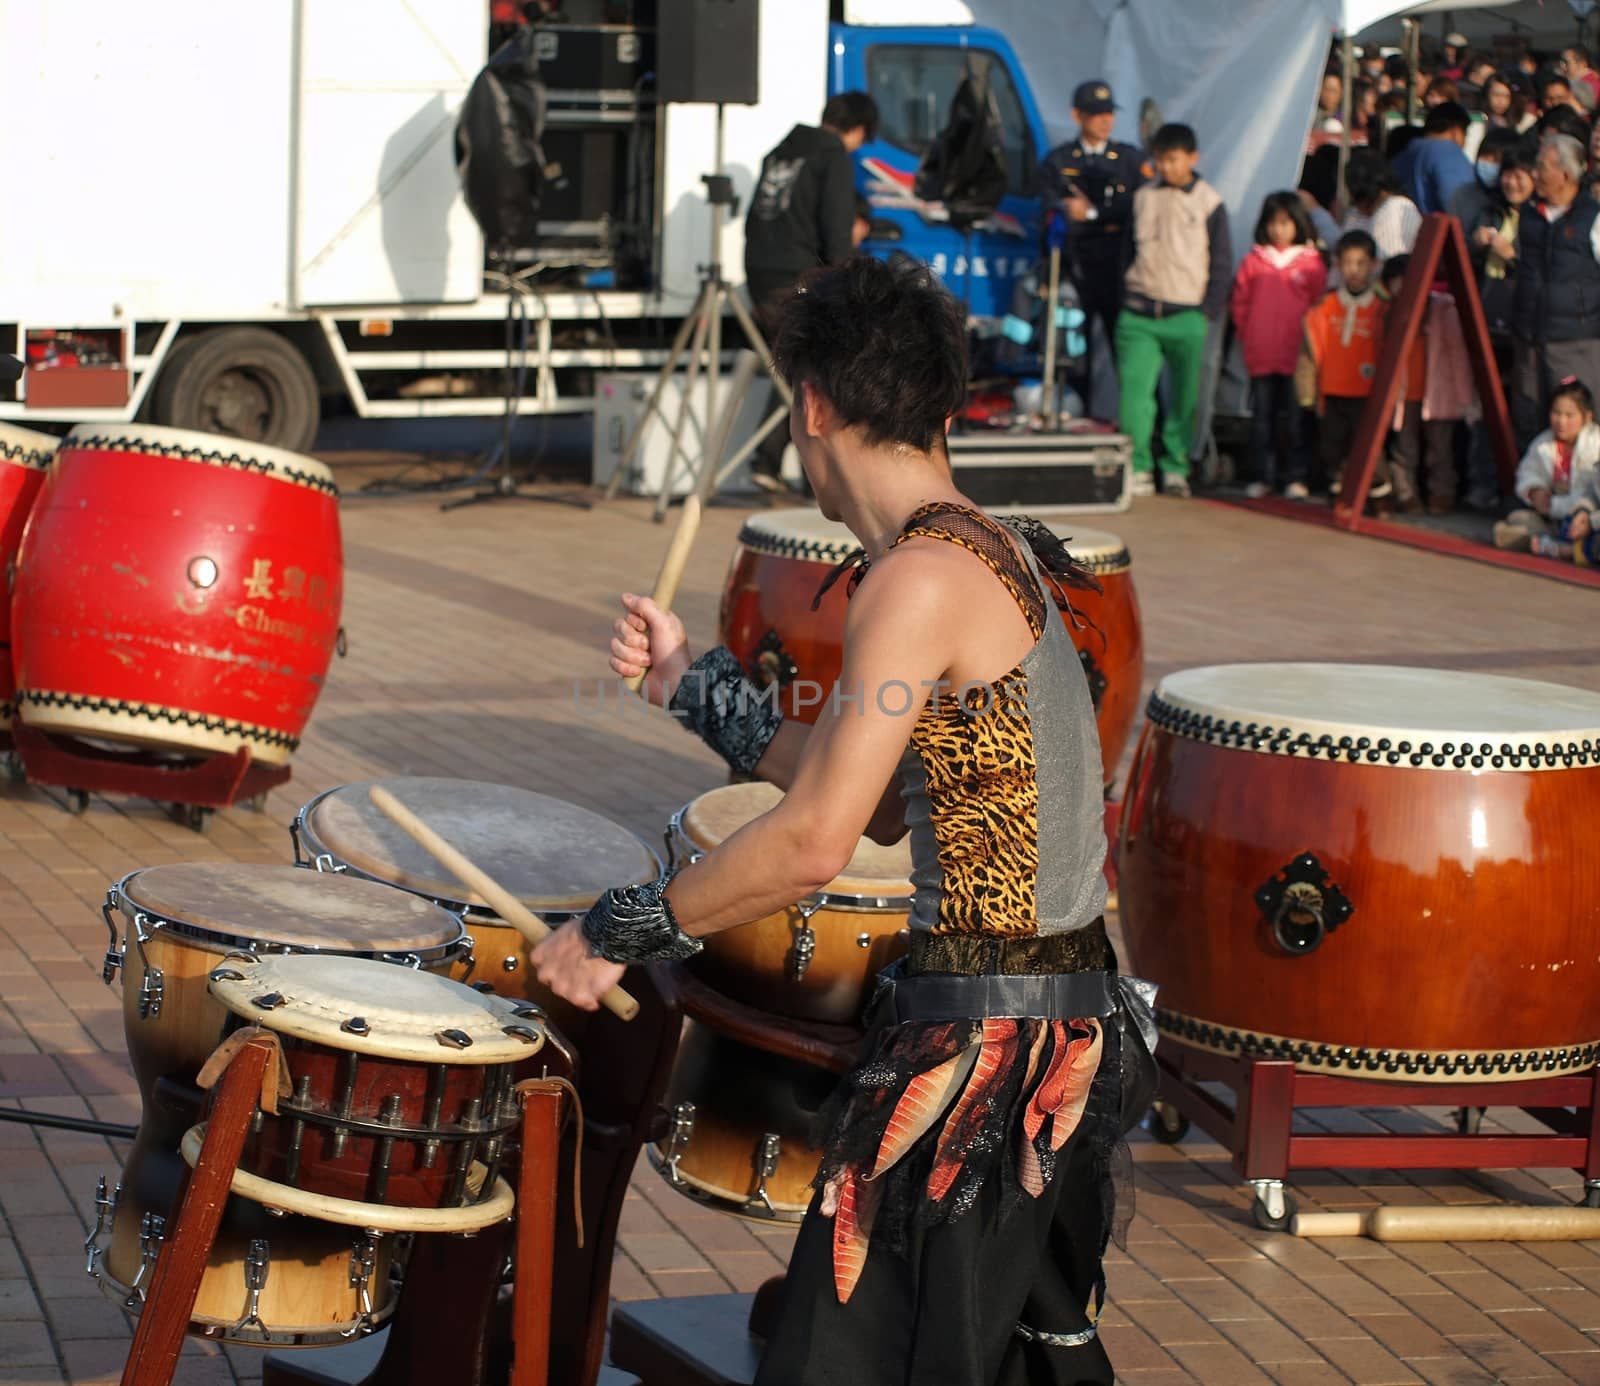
656,0 -> 758,106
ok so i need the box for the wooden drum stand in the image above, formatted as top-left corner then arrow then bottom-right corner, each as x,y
119,1032 -> 571,1386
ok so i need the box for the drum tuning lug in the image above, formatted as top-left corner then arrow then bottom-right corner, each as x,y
127,1212 -> 166,1306
341,1016 -> 371,1037
512,1003 -> 545,1020
312,853 -> 347,875
100,896 -> 124,985
209,967 -> 246,983
500,955 -> 520,973
233,1238 -> 269,1336
746,1132 -> 782,1215
83,1176 -> 120,1277
472,981 -> 497,993
662,1102 -> 695,1185
138,967 -> 165,1020
856,932 -> 872,950
435,1028 -> 474,1050
788,902 -> 819,982
251,992 -> 287,1011
502,1023 -> 542,1044
222,950 -> 259,965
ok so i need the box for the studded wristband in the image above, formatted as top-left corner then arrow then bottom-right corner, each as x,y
580,875 -> 703,964
669,645 -> 783,776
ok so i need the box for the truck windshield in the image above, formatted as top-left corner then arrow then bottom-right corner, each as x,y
865,45 -> 1035,197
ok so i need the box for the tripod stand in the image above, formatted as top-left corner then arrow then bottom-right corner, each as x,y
603,104 -> 793,517
441,254 -> 593,513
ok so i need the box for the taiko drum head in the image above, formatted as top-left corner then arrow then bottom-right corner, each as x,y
679,780 -> 912,899
63,422 -> 336,489
302,778 -> 659,912
735,508 -> 863,564
1153,663 -> 1600,760
119,862 -> 463,956
208,953 -> 544,1064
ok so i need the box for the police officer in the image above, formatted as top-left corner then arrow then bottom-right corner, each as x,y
1038,82 -> 1150,415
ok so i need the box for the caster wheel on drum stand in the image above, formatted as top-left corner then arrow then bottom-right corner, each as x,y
1146,1101 -> 1189,1145
2,752 -> 23,786
247,792 -> 270,813
1455,1106 -> 1486,1136
174,803 -> 211,834
1250,1180 -> 1295,1232
1583,1182 -> 1600,1210
66,789 -> 89,816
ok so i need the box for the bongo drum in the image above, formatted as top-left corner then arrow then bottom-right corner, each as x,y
648,1021 -> 834,1222
718,508 -> 1143,786
192,954 -> 538,1225
105,863 -> 470,1097
10,423 -> 342,765
668,780 -> 910,1025
1118,664 -> 1600,1080
291,777 -> 659,1000
0,423 -> 56,732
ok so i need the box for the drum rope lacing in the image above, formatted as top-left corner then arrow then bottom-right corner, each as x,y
1157,1007 -> 1600,1079
0,439 -> 54,468
737,520 -> 1132,575
1147,691 -> 1599,770
68,433 -> 339,497
17,689 -> 301,752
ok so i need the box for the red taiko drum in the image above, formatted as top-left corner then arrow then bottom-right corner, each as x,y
719,508 -> 1143,787
0,424 -> 57,733
1117,664 -> 1600,1082
10,424 -> 342,766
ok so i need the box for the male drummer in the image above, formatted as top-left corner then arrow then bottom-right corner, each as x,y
533,256 -> 1129,1385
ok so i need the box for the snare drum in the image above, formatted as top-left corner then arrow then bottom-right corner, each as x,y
0,424 -> 56,734
669,780 -> 910,1024
719,508 -> 1143,786
1118,664 -> 1600,1080
195,953 -> 541,1224
648,1021 -> 834,1222
104,863 -> 470,1100
292,777 -> 659,1001
11,423 -> 342,764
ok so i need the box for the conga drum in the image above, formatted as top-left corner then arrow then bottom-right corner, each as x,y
11,423 -> 342,765
719,508 -> 1143,786
90,863 -> 470,1342
0,423 -> 56,733
1118,664 -> 1600,1080
291,777 -> 659,1002
669,780 -> 910,1025
191,953 -> 540,1223
648,1020 -> 836,1222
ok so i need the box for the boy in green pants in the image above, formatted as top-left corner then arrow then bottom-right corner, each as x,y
1115,124 -> 1232,497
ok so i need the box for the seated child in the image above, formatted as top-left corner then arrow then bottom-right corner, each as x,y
1495,377 -> 1600,553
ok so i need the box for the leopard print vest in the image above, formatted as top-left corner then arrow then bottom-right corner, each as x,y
891,503 -> 1107,937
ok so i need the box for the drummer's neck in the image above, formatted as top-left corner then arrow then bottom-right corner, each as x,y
832,444 -> 966,561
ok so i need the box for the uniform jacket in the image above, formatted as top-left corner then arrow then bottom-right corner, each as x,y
1515,423 -> 1600,517
1123,176 -> 1232,317
1038,137 -> 1148,263
1230,243 -> 1327,377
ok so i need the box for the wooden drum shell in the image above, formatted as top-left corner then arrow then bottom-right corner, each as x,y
718,515 -> 1142,787
11,424 -> 342,765
1118,723 -> 1600,1077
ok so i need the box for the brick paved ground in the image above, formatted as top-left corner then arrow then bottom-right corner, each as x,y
2,473 -> 1598,1384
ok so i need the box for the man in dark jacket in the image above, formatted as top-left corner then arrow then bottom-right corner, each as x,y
744,91 -> 879,491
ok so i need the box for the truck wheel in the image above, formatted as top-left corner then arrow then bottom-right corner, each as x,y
153,327 -> 320,453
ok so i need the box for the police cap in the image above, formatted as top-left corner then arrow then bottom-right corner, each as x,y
1072,81 -> 1117,115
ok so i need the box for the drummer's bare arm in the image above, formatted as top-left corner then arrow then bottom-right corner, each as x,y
608,592 -> 907,842
661,553 -> 947,936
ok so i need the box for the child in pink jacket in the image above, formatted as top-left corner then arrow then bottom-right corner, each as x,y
1231,192 -> 1329,496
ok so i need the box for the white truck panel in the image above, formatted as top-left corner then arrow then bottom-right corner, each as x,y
0,0 -> 295,322
655,2 -> 829,316
293,0 -> 485,307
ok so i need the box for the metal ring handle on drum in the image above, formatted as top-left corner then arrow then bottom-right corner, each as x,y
1255,853 -> 1354,958
1270,888 -> 1327,956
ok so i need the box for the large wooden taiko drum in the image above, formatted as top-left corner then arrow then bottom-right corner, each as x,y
11,423 -> 342,766
1117,664 -> 1600,1081
0,423 -> 57,732
719,508 -> 1143,787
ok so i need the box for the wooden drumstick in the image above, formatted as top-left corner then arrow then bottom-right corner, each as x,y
367,786 -> 639,1022
623,492 -> 701,695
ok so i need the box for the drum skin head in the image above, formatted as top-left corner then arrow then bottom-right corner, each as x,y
305,777 -> 659,911
680,781 -> 912,895
207,953 -> 544,1064
120,862 -> 462,953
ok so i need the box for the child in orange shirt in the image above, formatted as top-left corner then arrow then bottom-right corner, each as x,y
1296,230 -> 1384,499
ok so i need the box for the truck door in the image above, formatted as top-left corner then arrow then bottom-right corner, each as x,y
831,25 -> 1045,320
293,0 -> 486,307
